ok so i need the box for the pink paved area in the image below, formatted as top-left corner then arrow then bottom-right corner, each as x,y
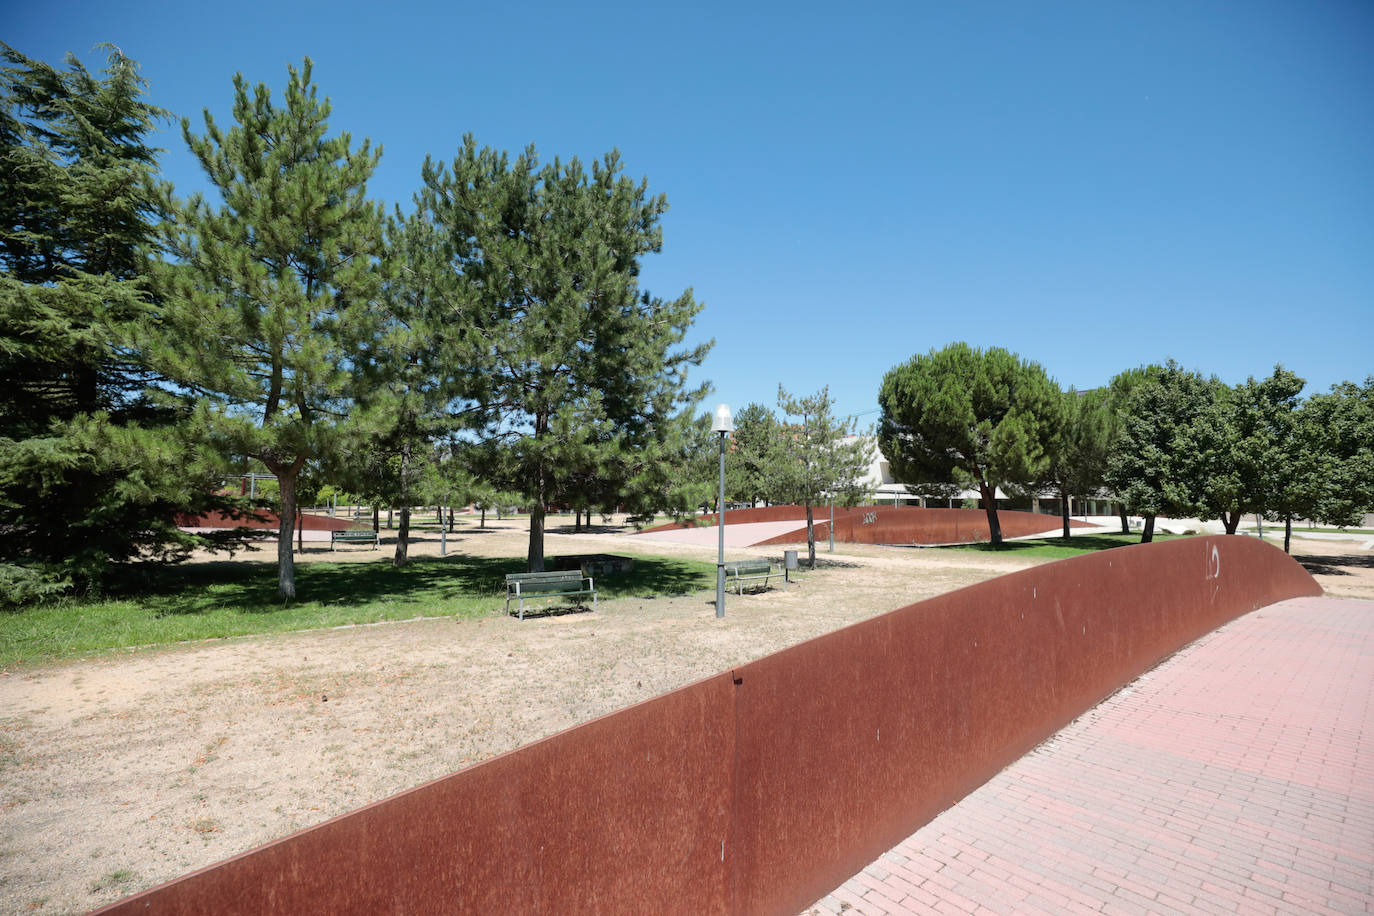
806,595 -> 1374,915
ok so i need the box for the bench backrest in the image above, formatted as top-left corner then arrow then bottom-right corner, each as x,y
726,561 -> 772,575
506,571 -> 586,592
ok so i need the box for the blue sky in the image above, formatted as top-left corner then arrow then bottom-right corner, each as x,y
9,0 -> 1372,423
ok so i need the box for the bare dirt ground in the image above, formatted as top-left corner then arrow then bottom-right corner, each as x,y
1,518 -> 1369,915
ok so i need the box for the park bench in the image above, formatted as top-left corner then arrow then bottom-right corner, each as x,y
330,529 -> 379,550
505,570 -> 597,620
724,560 -> 786,594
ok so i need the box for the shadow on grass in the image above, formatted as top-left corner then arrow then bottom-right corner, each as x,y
1295,554 -> 1374,578
935,533 -> 1165,555
121,553 -> 712,618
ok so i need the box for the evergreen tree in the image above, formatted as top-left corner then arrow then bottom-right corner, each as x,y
0,43 -> 241,598
1104,361 -> 1228,543
1289,378 -> 1374,536
1025,387 -> 1113,539
726,402 -> 784,507
339,211 -> 455,566
1203,366 -> 1305,535
419,138 -> 709,571
145,59 -> 384,599
1104,366 -> 1161,534
773,385 -> 874,568
878,342 -> 1060,545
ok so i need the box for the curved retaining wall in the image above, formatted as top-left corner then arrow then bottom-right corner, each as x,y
643,505 -> 1095,545
95,536 -> 1319,916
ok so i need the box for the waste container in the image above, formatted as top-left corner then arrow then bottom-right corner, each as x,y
784,550 -> 798,570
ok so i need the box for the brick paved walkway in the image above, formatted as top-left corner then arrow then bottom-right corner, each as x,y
806,596 -> 1374,915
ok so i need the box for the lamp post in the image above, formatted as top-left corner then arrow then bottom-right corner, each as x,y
712,403 -> 734,618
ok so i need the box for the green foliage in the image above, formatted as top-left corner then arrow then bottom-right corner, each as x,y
0,43 -> 245,596
878,342 -> 1060,544
1023,387 -> 1113,538
1202,365 -> 1306,535
1290,377 -> 1374,529
773,385 -> 875,566
418,138 -> 709,571
725,402 -> 783,506
145,59 -> 385,599
1104,362 -> 1229,541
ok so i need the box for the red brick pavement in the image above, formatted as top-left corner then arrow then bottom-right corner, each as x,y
804,596 -> 1374,915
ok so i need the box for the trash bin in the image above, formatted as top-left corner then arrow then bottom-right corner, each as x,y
784,550 -> 798,570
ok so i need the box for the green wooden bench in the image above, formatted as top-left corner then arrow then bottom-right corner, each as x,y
330,529 -> 379,550
724,560 -> 786,594
505,570 -> 597,619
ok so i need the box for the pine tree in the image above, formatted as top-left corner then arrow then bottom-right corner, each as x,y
878,343 -> 1060,545
145,59 -> 384,599
1024,387 -> 1112,539
0,43 -> 240,598
773,386 -> 874,568
419,138 -> 709,571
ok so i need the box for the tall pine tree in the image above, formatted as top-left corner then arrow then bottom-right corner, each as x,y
419,139 -> 709,571
146,59 -> 384,599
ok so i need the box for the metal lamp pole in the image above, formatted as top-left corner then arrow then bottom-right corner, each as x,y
712,404 -> 734,618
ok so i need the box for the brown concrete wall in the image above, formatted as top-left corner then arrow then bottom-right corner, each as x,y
95,536 -> 1319,916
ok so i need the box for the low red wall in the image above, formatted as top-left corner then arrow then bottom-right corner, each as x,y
754,506 -> 1096,546
95,536 -> 1319,916
176,510 -> 365,532
644,505 -> 1094,545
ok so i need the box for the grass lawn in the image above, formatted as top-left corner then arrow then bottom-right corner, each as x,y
0,552 -> 715,669
937,531 -> 1189,559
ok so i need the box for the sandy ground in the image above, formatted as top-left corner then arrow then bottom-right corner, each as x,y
1,516 -> 1370,915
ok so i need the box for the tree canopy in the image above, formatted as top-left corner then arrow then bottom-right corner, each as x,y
878,342 -> 1059,545
145,58 -> 385,598
772,386 -> 874,567
417,138 -> 709,571
0,42 -> 241,600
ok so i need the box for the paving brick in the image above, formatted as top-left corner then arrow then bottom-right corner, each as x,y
800,597 -> 1374,916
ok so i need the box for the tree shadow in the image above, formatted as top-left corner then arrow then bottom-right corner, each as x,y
938,534 -> 1150,553
1294,554 -> 1374,578
118,553 -> 712,618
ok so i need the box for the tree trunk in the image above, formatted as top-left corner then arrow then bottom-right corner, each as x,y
480,506 -> 487,528
393,442 -> 412,567
447,506 -> 455,533
276,469 -> 298,600
1284,516 -> 1292,554
1140,513 -> 1156,544
372,507 -> 379,534
1222,511 -> 1240,535
1118,504 -> 1130,535
387,507 -> 393,530
393,506 -> 411,567
805,502 -> 816,569
297,506 -> 303,553
979,480 -> 1003,545
1059,489 -> 1071,540
528,505 -> 546,572
574,509 -> 583,533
